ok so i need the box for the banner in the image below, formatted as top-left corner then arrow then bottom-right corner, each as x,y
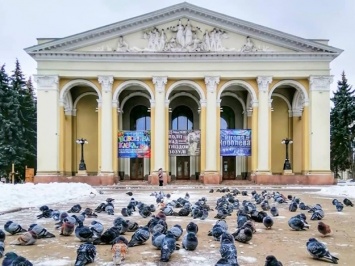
169,130 -> 201,156
220,129 -> 251,156
118,130 -> 151,158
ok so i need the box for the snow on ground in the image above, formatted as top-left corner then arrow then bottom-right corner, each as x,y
0,182 -> 354,213
0,182 -> 98,212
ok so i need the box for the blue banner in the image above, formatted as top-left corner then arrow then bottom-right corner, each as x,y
220,129 -> 251,156
118,130 -> 151,158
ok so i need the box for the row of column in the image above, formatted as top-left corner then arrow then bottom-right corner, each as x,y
34,74 -> 333,177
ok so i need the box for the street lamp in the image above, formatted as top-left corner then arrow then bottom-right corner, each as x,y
281,138 -> 293,170
76,138 -> 88,170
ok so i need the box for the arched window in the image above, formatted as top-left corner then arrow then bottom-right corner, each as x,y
130,105 -> 150,130
220,106 -> 235,129
171,106 -> 193,130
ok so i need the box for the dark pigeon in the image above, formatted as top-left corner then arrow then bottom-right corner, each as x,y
182,232 -> 198,251
343,198 -> 353,207
306,238 -> 339,264
265,255 -> 283,266
74,243 -> 97,266
2,252 -> 33,266
68,204 -> 82,213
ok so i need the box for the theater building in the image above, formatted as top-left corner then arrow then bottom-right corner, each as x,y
25,3 -> 342,185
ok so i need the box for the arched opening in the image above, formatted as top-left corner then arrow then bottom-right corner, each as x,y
171,106 -> 193,130
130,105 -> 151,130
220,106 -> 235,129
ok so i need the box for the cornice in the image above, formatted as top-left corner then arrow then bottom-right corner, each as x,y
25,2 -> 343,55
28,51 -> 338,62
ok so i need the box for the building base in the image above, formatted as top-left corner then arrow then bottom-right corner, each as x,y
200,171 -> 221,184
148,172 -> 169,186
251,173 -> 334,185
34,175 -> 119,186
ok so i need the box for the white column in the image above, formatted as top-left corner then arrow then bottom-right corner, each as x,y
98,75 -> 114,175
34,75 -> 59,175
205,76 -> 220,171
257,76 -> 272,173
152,76 -> 167,171
309,75 -> 333,172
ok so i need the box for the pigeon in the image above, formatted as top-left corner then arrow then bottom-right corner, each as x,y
60,216 -> 76,236
28,224 -> 55,238
288,216 -> 309,231
104,203 -> 115,215
208,224 -> 226,241
209,189 -> 214,193
4,221 -> 27,235
111,241 -> 128,265
97,227 -> 121,245
343,198 -> 353,207
2,252 -> 33,266
219,232 -> 239,266
186,222 -> 198,234
0,229 -> 5,241
36,207 -> 53,219
126,191 -> 133,196
160,230 -> 179,262
232,225 -> 253,243
335,202 -> 344,212
184,192 -> 190,200
68,204 -> 82,213
113,217 -> 129,234
90,220 -> 104,238
270,206 -> 279,217
152,231 -> 166,249
121,207 -> 131,217
83,208 -> 98,218
182,232 -> 198,251
0,241 -> 4,258
75,220 -> 95,242
263,216 -> 274,229
127,226 -> 150,247
332,199 -> 339,206
10,231 -> 37,245
317,221 -> 332,237
265,255 -> 283,266
169,224 -> 183,240
74,243 -> 97,266
289,201 -> 298,212
306,238 -> 339,264
299,202 -> 310,210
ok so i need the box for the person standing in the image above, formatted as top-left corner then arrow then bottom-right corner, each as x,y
158,168 -> 164,186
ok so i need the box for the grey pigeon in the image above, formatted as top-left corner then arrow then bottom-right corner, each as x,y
169,224 -> 183,240
74,243 -> 97,266
306,237 -> 339,264
270,206 -> 279,217
288,216 -> 309,231
182,232 -> 198,251
152,231 -> 166,249
28,224 -> 55,238
219,232 -> 239,266
160,230 -> 179,262
127,226 -> 150,247
4,221 -> 27,235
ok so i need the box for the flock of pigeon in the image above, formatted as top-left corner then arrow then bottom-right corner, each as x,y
0,187 -> 353,265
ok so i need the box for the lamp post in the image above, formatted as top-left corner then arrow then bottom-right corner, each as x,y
76,138 -> 88,170
281,138 -> 293,170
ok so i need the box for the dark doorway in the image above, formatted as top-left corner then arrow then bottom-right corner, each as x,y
176,156 -> 190,179
222,156 -> 236,180
130,158 -> 144,180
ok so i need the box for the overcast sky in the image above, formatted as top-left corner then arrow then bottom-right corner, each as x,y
0,0 -> 354,94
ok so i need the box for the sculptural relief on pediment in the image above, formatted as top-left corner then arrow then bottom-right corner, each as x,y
78,19 -> 290,53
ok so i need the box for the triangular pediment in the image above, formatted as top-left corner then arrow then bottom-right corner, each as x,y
25,2 -> 342,58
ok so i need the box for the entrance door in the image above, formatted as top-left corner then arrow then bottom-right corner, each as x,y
176,156 -> 190,180
130,158 -> 144,180
222,156 -> 236,180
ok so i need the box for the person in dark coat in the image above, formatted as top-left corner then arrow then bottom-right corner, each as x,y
158,168 -> 163,186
